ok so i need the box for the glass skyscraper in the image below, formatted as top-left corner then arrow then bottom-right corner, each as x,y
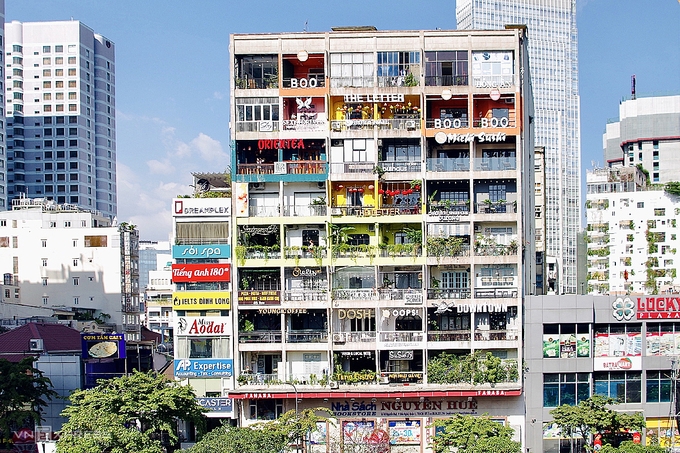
457,0 -> 580,294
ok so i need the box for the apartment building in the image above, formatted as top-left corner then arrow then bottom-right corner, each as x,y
4,20 -> 117,218
220,26 -> 535,450
585,165 -> 680,296
0,197 -> 140,340
457,0 -> 581,295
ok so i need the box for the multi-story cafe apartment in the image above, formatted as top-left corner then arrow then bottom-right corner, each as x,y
227,26 -> 535,451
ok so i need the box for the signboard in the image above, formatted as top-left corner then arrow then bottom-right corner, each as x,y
196,397 -> 233,413
434,131 -> 507,144
331,399 -> 477,418
637,297 -> 680,319
81,333 -> 126,360
343,94 -> 404,103
172,291 -> 231,310
594,356 -> 642,371
389,420 -> 421,445
238,290 -> 281,305
233,183 -> 249,218
171,263 -> 231,282
176,316 -> 230,336
172,198 -> 231,217
172,244 -> 231,259
594,332 -> 641,357
543,334 -> 559,358
389,350 -> 414,360
174,358 -> 233,378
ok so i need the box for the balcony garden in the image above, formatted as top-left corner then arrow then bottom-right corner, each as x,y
427,351 -> 518,385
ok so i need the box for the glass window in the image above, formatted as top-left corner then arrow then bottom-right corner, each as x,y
543,373 -> 590,407
646,370 -> 672,403
593,371 -> 641,403
330,52 -> 374,88
376,51 -> 420,87
424,50 -> 468,86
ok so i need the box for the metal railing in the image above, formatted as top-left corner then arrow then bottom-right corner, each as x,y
474,329 -> 519,341
234,121 -> 281,133
330,118 -> 419,132
329,162 -> 374,174
427,244 -> 471,258
343,331 -> 377,343
175,238 -> 230,245
287,330 -> 328,343
244,248 -> 281,260
474,288 -> 518,299
426,158 -> 470,172
238,331 -> 282,343
332,288 -> 378,301
427,288 -> 472,299
377,289 -> 423,304
475,201 -> 517,214
475,244 -> 518,256
377,160 -> 422,173
379,331 -> 424,343
427,330 -> 472,342
248,206 -> 279,217
424,75 -> 468,86
237,163 -> 275,175
284,290 -> 328,302
282,205 -> 327,217
473,158 -> 517,171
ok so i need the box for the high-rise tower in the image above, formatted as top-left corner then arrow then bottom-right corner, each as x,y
457,0 -> 581,294
4,21 -> 117,219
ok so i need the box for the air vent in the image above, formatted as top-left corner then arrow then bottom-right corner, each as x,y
29,338 -> 44,352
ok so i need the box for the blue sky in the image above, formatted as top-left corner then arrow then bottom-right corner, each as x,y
6,0 -> 680,241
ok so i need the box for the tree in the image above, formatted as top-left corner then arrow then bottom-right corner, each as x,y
187,408 -> 331,453
57,371 -> 206,453
549,395 -> 645,449
665,181 -> 680,196
0,357 -> 58,448
430,414 -> 521,453
601,440 -> 666,453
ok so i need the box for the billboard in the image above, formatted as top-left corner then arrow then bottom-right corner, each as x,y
171,263 -> 231,282
172,292 -> 231,310
172,244 -> 231,259
81,333 -> 126,359
172,198 -> 231,217
174,358 -> 233,378
196,397 -> 233,413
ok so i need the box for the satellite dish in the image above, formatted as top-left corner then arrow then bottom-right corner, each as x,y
196,179 -> 210,192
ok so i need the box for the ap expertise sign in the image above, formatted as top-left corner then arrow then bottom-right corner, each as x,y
174,359 -> 233,378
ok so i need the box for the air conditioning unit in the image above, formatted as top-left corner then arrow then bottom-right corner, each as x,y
474,224 -> 481,232
368,224 -> 375,232
317,182 -> 325,189
330,208 -> 342,216
505,98 -> 515,104
329,381 -> 340,389
29,339 -> 44,352
251,183 -> 265,191
332,332 -> 345,343
405,120 -> 416,130
379,376 -> 390,384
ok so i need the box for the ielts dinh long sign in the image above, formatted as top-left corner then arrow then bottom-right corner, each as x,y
172,264 -> 231,282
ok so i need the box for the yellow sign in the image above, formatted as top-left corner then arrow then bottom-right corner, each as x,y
172,292 -> 231,310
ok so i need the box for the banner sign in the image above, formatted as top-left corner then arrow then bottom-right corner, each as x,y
172,292 -> 231,310
171,264 -> 231,282
81,333 -> 126,360
172,244 -> 231,259
196,397 -> 233,413
176,316 -> 230,336
174,359 -> 233,378
173,198 -> 231,217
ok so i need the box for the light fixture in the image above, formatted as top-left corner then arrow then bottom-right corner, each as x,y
441,89 -> 452,100
297,50 -> 309,62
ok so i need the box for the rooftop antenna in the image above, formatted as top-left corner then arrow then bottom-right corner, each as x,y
303,20 -> 308,32
631,74 -> 636,100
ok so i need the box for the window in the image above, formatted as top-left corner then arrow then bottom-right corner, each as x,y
41,239 -> 47,247
543,373 -> 590,407
55,69 -> 63,77
543,323 -> 591,358
43,46 -> 51,53
593,323 -> 641,357
68,68 -> 76,76
653,140 -> 659,149
42,258 -> 47,267
84,235 -> 107,247
249,399 -> 283,421
424,50 -> 468,86
43,69 -> 51,77
376,51 -> 421,87
56,80 -> 64,88
72,239 -> 78,247
441,271 -> 469,289
235,98 -> 279,131
55,57 -> 63,65
42,296 -> 48,305
43,81 -> 51,89
73,296 -> 79,305
68,56 -> 76,64
637,202 -> 644,208
68,80 -> 76,88
73,277 -> 79,286
593,371 -> 641,403
647,371 -> 672,403
330,52 -> 375,88
42,277 -> 48,286
55,45 -> 63,53
64,221 -> 71,228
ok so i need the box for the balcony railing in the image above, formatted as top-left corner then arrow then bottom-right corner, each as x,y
428,203 -> 470,215
381,371 -> 424,384
283,205 -> 327,217
379,245 -> 422,258
427,330 -> 472,342
331,206 -> 420,216
377,289 -> 423,305
238,373 -> 280,385
284,290 -> 328,302
475,244 -> 518,256
235,76 -> 278,89
377,160 -> 422,173
473,158 -> 517,171
475,201 -> 517,214
332,288 -> 378,301
474,288 -> 518,299
283,247 -> 327,260
282,161 -> 328,175
426,158 -> 470,172
343,331 -> 377,343
249,206 -> 280,217
379,331 -> 424,343
330,118 -> 419,132
427,288 -> 472,299
234,121 -> 281,133
424,75 -> 468,86
239,331 -> 282,343
243,247 -> 281,260
287,330 -> 328,343
427,243 -> 471,258
175,237 -> 230,245
237,163 -> 275,175
474,329 -> 519,341
329,162 -> 374,174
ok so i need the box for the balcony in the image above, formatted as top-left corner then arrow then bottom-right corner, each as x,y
427,330 -> 472,342
332,288 -> 378,301
473,287 -> 518,299
377,160 -> 422,173
377,288 -> 423,305
331,205 -> 420,217
474,242 -> 518,257
287,330 -> 328,343
242,246 -> 281,260
378,331 -> 424,343
284,290 -> 328,302
379,244 -> 423,258
330,162 -> 374,174
237,162 -> 275,175
330,117 -> 419,132
234,121 -> 281,133
473,158 -> 517,171
475,201 -> 516,214
474,329 -> 519,341
283,246 -> 327,261
238,331 -> 282,343
340,331 -> 377,343
427,288 -> 472,299
424,75 -> 468,87
426,158 -> 470,172
282,204 -> 327,217
249,206 -> 279,217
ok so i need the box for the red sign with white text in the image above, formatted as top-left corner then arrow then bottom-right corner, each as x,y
637,297 -> 680,319
172,264 -> 231,282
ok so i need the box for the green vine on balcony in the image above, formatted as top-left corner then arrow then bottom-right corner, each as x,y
427,351 -> 518,385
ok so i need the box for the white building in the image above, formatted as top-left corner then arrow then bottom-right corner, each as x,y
144,258 -> 173,344
604,94 -> 680,183
0,198 -> 139,339
457,0 -> 581,294
4,20 -> 117,218
586,166 -> 680,295
0,1 -> 7,210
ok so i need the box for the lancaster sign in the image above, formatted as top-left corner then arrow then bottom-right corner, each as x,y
171,264 -> 231,282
